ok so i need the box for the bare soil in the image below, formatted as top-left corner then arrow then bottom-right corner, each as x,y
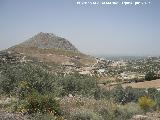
122,79 -> 160,89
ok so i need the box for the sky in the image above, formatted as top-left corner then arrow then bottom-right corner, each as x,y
0,0 -> 160,56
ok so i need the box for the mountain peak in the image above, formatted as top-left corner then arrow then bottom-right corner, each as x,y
16,32 -> 79,52
36,32 -> 56,37
6,32 -> 95,66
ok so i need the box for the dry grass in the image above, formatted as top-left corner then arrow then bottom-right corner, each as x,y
122,79 -> 160,89
8,46 -> 96,66
60,96 -> 143,120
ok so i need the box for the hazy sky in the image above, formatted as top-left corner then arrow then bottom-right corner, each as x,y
0,0 -> 160,56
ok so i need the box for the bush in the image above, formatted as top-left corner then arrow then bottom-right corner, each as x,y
112,85 -> 147,104
124,86 -> 137,103
94,87 -> 111,100
155,92 -> 160,110
125,87 -> 147,103
138,96 -> 156,112
15,91 -> 61,116
17,81 -> 31,99
70,108 -> 103,120
14,99 -> 29,113
0,63 -> 62,97
0,63 -> 99,98
59,73 -> 98,97
0,74 -> 15,94
145,71 -> 157,81
97,104 -> 117,120
97,102 -> 143,120
112,85 -> 126,104
115,102 -> 143,120
60,96 -> 145,120
26,92 -> 61,115
147,88 -> 158,100
32,113 -> 64,120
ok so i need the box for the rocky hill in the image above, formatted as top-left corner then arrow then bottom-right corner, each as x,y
6,32 -> 96,66
12,32 -> 79,52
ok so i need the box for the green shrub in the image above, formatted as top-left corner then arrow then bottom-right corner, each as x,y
0,97 -> 18,112
112,85 -> 147,104
60,96 -> 145,120
59,73 -> 98,96
145,71 -> 157,81
147,88 -> 158,100
124,87 -> 147,103
0,63 -> 62,97
112,85 -> 126,104
155,92 -> 160,110
115,102 -> 143,120
138,96 -> 156,112
1,63 -> 98,98
14,91 -> 61,116
94,87 -> 111,100
70,108 -> 103,120
97,105 -> 116,120
32,113 -> 64,120
26,92 -> 61,115
17,81 -> 31,99
14,99 -> 29,113
0,74 -> 15,94
96,102 -> 143,120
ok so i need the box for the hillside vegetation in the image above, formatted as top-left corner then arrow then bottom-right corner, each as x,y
1,60 -> 160,119
0,33 -> 160,120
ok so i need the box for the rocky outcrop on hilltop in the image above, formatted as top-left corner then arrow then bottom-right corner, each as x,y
14,32 -> 79,52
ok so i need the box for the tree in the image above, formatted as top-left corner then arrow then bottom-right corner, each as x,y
145,71 -> 157,81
